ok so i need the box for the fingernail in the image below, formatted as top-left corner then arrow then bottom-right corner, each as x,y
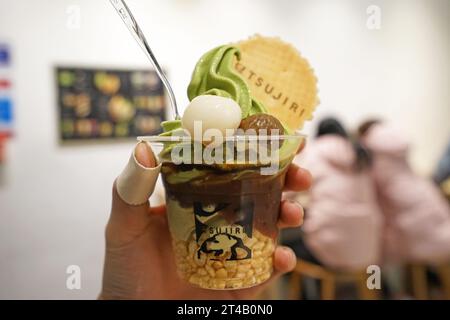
288,200 -> 302,210
283,247 -> 297,269
116,141 -> 161,205
288,200 -> 304,220
135,142 -> 156,168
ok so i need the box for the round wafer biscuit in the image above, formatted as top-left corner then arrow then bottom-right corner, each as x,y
234,35 -> 319,130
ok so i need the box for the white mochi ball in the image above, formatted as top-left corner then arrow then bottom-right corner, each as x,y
181,95 -> 242,139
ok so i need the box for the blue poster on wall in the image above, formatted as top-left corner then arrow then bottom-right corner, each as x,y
0,97 -> 13,131
0,43 -> 10,67
0,42 -> 13,136
0,42 -> 12,163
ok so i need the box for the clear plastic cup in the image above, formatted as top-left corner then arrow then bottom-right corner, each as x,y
141,133 -> 305,290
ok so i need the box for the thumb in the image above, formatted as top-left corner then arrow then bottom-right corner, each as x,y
107,142 -> 161,246
116,141 -> 159,205
135,140 -> 157,168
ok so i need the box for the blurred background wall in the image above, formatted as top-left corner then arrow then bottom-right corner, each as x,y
0,0 -> 448,299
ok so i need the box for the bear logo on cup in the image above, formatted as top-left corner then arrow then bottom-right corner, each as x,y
193,202 -> 254,261
197,233 -> 251,260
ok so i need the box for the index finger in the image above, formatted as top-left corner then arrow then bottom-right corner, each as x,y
297,138 -> 307,154
284,164 -> 312,192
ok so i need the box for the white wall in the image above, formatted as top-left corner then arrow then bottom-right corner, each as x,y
0,0 -> 448,299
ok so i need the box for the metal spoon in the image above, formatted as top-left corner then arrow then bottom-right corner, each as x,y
109,0 -> 180,119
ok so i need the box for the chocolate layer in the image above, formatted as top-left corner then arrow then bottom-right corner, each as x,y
161,163 -> 287,238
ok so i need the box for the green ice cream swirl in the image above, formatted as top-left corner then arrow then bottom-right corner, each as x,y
160,45 -> 267,135
187,45 -> 266,118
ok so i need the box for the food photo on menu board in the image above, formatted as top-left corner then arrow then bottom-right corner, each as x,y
56,67 -> 167,140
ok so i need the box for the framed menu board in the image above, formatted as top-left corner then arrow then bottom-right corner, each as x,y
56,67 -> 166,140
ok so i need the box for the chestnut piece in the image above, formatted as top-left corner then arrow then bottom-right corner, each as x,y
239,114 -> 284,135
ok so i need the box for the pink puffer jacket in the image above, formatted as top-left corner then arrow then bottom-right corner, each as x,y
362,123 -> 450,264
294,135 -> 383,271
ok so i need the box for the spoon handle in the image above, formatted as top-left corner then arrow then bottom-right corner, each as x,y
110,0 -> 180,119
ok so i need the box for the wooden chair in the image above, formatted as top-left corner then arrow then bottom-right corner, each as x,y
410,263 -> 450,300
440,178 -> 450,202
289,259 -> 379,300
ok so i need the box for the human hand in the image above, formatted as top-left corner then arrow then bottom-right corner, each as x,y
100,142 -> 311,299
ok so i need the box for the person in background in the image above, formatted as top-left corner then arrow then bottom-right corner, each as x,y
433,140 -> 450,200
358,120 -> 450,265
286,117 -> 383,271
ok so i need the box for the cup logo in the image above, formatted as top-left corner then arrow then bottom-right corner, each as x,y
194,202 -> 254,261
